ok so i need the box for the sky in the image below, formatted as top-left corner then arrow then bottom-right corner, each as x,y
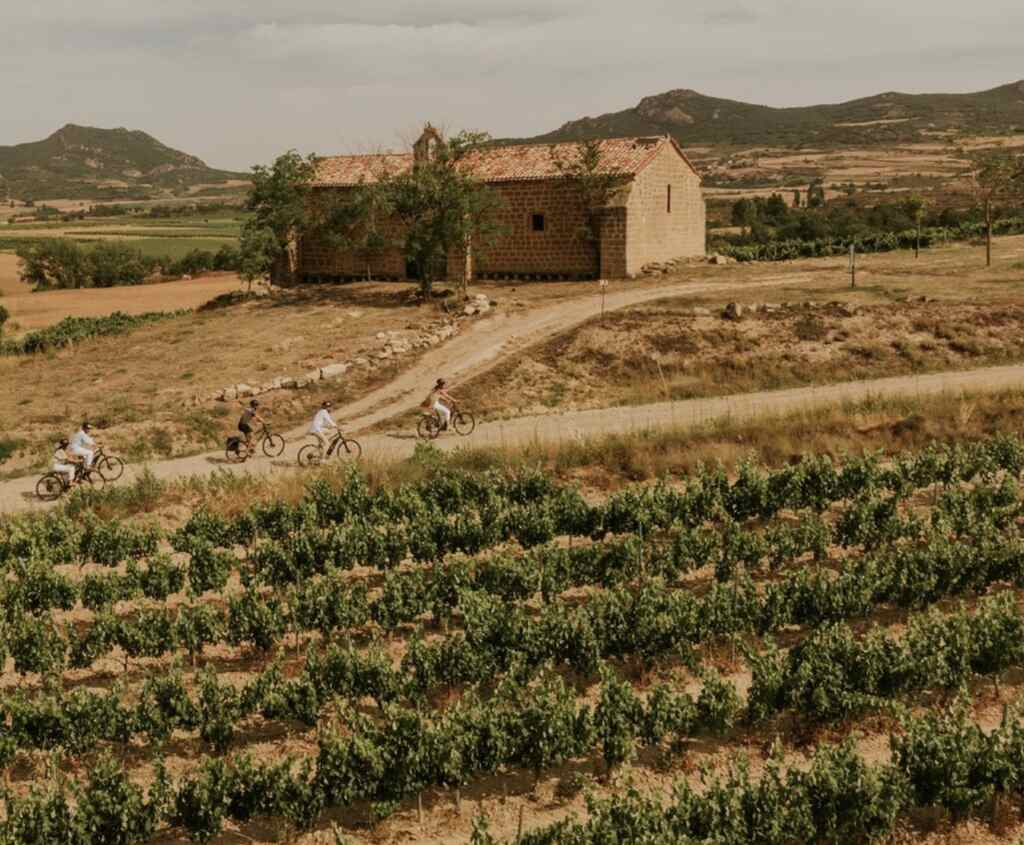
3,0 -> 1023,171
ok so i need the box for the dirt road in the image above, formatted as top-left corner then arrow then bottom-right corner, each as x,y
5,360 -> 1024,514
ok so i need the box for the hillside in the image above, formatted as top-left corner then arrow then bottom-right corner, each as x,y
0,124 -> 247,201
524,80 -> 1024,149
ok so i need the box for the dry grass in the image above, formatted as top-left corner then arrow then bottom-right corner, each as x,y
456,296 -> 1024,422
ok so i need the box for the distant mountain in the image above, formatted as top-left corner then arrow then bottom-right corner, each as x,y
0,124 -> 247,201
521,81 -> 1024,149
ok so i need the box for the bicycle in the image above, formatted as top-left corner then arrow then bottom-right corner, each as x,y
36,461 -> 105,501
92,446 -> 125,482
417,405 -> 476,440
297,430 -> 362,467
225,424 -> 285,463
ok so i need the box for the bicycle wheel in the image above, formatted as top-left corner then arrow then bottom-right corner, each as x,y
81,468 -> 105,491
453,410 -> 476,436
262,433 -> 286,458
36,474 -> 65,501
226,440 -> 247,463
417,416 -> 440,441
336,437 -> 362,461
97,455 -> 125,482
297,444 -> 322,467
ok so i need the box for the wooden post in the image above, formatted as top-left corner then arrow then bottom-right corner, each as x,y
849,244 -> 856,289
599,279 -> 608,320
516,805 -> 524,841
986,200 -> 993,268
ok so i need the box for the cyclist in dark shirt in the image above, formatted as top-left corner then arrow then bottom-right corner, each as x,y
237,399 -> 264,449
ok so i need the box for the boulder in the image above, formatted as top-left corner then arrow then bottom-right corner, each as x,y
236,383 -> 256,397
759,303 -> 782,313
280,376 -> 298,389
690,307 -> 712,317
390,341 -> 412,354
320,362 -> 350,380
353,357 -> 371,368
463,305 -> 477,316
375,332 -> 387,341
376,349 -> 392,360
302,370 -> 321,383
710,254 -> 737,265
221,387 -> 237,401
722,302 -> 745,320
295,378 -> 311,389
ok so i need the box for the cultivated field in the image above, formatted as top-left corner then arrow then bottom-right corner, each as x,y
5,220 -> 1024,844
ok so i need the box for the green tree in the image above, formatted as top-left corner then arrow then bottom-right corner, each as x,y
900,194 -> 929,259
88,242 -> 148,287
243,150 -> 318,285
237,225 -> 278,293
378,131 -> 503,297
966,149 -> 1024,267
551,139 -> 627,275
807,179 -> 826,209
15,238 -> 91,290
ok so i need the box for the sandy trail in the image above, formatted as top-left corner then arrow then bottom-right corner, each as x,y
2,274 -> 1018,513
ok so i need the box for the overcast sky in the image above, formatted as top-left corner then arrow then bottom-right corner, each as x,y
4,0 -> 1022,170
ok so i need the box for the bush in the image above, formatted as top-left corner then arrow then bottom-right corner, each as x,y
88,242 -> 148,287
16,239 -> 91,289
1,310 -> 190,355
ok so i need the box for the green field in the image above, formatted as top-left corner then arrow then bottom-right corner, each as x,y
0,210 -> 242,259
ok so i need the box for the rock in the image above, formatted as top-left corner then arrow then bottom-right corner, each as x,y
475,301 -> 491,314
837,303 -> 859,317
221,387 -> 237,401
375,332 -> 387,341
320,363 -> 350,380
426,334 -> 441,346
302,370 -> 321,383
353,357 -> 370,368
295,378 -> 311,389
710,254 -> 737,265
376,349 -> 392,360
236,383 -> 256,397
722,302 -> 745,320
690,307 -> 712,317
390,341 -> 412,354
759,303 -> 782,313
280,377 -> 298,389
438,325 -> 455,340
474,293 -> 489,301
463,305 -> 478,316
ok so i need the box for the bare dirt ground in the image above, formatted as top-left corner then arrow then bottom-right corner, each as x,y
0,261 -> 240,327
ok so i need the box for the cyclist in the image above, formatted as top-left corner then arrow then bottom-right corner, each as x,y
69,421 -> 96,468
424,378 -> 456,431
308,401 -> 339,455
52,438 -> 78,487
237,399 -> 264,449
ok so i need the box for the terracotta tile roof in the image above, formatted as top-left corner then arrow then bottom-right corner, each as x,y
312,136 -> 687,187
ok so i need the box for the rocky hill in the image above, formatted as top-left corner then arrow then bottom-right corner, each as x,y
0,124 -> 247,201
522,80 -> 1024,149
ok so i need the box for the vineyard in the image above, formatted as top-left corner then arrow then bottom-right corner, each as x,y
5,435 -> 1024,842
0,309 -> 191,355
714,216 -> 1024,262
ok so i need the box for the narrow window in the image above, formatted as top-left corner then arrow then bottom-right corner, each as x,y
531,213 -> 545,232
667,184 -> 672,213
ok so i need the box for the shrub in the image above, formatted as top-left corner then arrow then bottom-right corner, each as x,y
88,242 -> 148,287
16,238 -> 91,289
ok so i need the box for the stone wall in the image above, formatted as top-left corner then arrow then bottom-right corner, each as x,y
624,144 -> 705,275
472,179 -> 601,279
300,188 -> 407,281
